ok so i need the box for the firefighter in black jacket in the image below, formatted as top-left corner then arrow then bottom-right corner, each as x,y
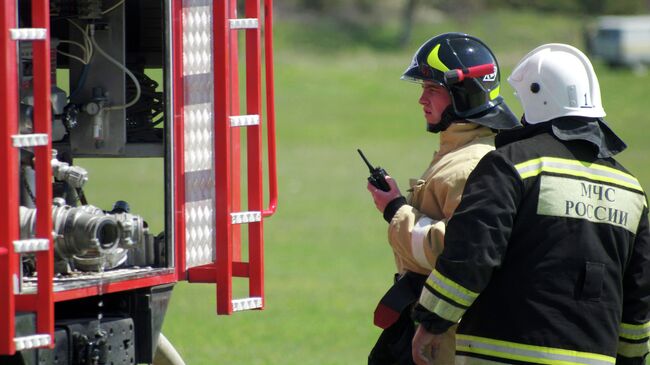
410,43 -> 650,365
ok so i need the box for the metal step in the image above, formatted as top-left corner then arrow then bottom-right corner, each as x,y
9,28 -> 47,41
14,334 -> 51,351
232,297 -> 263,312
229,114 -> 260,127
12,133 -> 49,148
229,18 -> 258,29
13,239 -> 49,253
230,211 -> 261,224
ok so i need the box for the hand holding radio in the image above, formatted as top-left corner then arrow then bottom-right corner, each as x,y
358,149 -> 390,192
359,149 -> 403,213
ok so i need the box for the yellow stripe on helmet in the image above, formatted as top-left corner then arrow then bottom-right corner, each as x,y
427,44 -> 450,73
490,85 -> 500,100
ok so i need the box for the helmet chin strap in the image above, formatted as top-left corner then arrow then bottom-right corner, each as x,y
426,106 -> 457,133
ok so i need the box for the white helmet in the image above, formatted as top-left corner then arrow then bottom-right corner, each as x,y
507,43 -> 605,124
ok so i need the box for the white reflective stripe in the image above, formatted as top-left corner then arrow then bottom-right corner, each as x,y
10,28 -> 47,40
515,157 -> 643,193
418,286 -> 465,323
617,338 -> 650,358
229,18 -> 258,29
232,297 -> 263,311
619,321 -> 650,341
12,133 -> 49,147
457,334 -> 615,365
230,211 -> 261,224
14,334 -> 51,351
427,270 -> 478,307
229,114 -> 259,127
13,239 -> 49,253
411,216 -> 434,270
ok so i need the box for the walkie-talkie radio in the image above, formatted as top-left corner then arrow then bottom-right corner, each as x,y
357,149 -> 390,192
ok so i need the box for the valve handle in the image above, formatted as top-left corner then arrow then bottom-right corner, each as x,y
444,63 -> 496,84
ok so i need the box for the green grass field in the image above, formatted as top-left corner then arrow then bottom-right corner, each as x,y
78,9 -> 650,364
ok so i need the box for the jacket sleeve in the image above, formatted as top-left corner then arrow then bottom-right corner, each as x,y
617,206 -> 650,365
411,151 -> 522,333
386,162 -> 477,275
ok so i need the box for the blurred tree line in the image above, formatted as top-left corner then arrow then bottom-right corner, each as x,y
278,0 -> 648,16
275,0 -> 650,46
497,0 -> 648,14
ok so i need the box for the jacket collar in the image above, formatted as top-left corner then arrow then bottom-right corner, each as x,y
495,122 -> 547,148
438,123 -> 494,155
495,117 -> 626,158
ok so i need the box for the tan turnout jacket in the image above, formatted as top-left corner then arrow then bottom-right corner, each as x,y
387,122 -> 494,364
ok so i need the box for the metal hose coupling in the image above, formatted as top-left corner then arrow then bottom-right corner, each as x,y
19,202 -> 120,261
73,210 -> 150,272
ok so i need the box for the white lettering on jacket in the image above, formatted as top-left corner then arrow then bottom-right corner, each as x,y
537,175 -> 645,233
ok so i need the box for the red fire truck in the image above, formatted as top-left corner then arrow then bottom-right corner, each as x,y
0,0 -> 277,362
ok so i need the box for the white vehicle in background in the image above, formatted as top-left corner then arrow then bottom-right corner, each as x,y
587,15 -> 650,69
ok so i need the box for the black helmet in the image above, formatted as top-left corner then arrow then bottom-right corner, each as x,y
402,32 -> 520,130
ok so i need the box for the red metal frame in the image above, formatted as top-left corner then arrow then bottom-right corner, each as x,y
229,0 -> 243,262
0,0 -> 55,354
49,273 -> 177,303
245,0 -> 265,305
212,0 -> 234,314
29,0 -> 54,341
182,0 -> 276,314
0,0 -> 180,355
172,0 -> 187,280
0,0 -> 278,355
0,0 -> 21,354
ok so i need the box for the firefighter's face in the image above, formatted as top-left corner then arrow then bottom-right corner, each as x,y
419,81 -> 451,125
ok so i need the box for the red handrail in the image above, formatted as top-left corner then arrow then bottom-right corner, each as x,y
262,0 -> 278,218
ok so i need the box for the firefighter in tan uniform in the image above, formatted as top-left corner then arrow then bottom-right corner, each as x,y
366,33 -> 520,365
